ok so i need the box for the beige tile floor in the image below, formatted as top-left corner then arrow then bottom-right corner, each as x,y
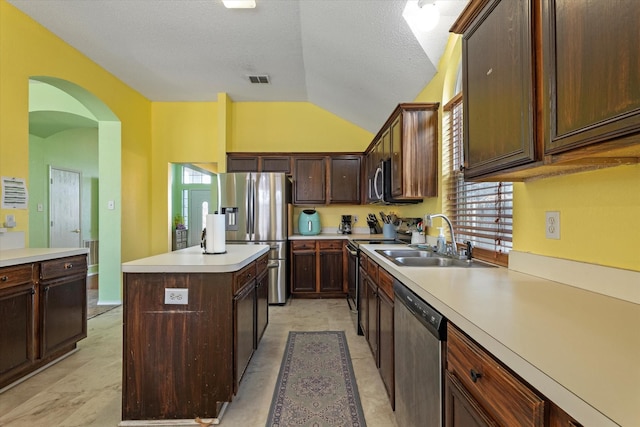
0,298 -> 397,427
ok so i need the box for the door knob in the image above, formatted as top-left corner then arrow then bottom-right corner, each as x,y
72,229 -> 80,233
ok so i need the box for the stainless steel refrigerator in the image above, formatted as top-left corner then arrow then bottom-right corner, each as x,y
218,173 -> 291,304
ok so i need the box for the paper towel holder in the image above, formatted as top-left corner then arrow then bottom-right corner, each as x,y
200,228 -> 227,255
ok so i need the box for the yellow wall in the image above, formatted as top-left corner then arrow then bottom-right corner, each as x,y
150,102 -> 219,252
514,165 -> 640,270
0,2 -> 152,262
229,102 -> 371,152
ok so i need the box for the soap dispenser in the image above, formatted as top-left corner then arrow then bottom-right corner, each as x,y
436,227 -> 446,253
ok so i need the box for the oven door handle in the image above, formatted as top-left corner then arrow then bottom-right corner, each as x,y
346,245 -> 358,256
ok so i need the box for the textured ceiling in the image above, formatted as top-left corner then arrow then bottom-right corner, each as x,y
10,0 -> 467,133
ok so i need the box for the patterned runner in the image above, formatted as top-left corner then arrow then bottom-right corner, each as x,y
266,331 -> 367,427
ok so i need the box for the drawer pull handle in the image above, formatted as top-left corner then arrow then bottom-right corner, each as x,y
64,263 -> 73,269
470,369 -> 482,383
1,276 -> 7,282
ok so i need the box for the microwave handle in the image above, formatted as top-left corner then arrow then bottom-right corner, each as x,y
373,165 -> 383,199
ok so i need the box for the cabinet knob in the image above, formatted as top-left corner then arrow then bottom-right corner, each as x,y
64,263 -> 73,269
470,369 -> 482,383
0,275 -> 7,282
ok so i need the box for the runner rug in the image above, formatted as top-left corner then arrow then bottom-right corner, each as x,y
266,331 -> 367,427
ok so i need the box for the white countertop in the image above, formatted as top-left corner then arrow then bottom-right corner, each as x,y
0,247 -> 89,267
121,244 -> 270,273
289,232 -> 400,240
360,244 -> 640,427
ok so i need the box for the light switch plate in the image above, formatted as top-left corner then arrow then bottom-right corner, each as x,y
545,211 -> 560,239
107,200 -> 115,210
164,288 -> 188,305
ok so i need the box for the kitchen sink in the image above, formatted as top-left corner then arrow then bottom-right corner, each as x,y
377,249 -> 436,258
375,249 -> 497,268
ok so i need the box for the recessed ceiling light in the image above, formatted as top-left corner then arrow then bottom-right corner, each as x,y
222,0 -> 256,9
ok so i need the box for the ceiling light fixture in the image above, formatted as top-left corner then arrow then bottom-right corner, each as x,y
222,0 -> 256,9
404,0 -> 440,32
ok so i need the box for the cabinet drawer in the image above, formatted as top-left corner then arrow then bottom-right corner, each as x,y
377,267 -> 394,300
256,254 -> 269,277
0,264 -> 34,291
233,262 -> 256,294
40,256 -> 87,281
366,257 -> 378,282
291,240 -> 316,251
318,240 -> 343,250
447,324 -> 545,427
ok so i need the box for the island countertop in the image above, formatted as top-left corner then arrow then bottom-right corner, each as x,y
360,243 -> 640,427
0,247 -> 89,268
121,244 -> 269,273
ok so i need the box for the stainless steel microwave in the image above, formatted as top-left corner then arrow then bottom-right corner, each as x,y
367,159 -> 421,205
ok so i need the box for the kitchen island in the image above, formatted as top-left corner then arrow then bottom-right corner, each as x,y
0,248 -> 88,391
360,243 -> 639,427
120,244 -> 269,426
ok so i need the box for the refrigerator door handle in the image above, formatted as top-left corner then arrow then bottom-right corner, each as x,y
249,175 -> 256,238
245,177 -> 252,235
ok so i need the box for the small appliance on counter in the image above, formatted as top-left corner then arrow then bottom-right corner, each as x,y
366,213 -> 382,234
299,209 -> 321,235
338,215 -> 353,234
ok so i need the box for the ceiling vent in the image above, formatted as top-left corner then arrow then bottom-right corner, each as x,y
248,75 -> 270,84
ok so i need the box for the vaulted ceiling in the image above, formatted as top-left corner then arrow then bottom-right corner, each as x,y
10,0 -> 467,133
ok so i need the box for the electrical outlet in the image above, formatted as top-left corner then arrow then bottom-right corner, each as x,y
164,288 -> 188,305
353,215 -> 358,224
545,211 -> 560,239
107,200 -> 115,210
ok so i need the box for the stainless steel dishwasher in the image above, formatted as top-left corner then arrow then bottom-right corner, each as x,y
394,279 -> 446,427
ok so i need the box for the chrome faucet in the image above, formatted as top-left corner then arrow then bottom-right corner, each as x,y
425,214 -> 458,257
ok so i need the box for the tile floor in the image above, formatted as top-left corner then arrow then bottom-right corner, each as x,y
0,298 -> 397,427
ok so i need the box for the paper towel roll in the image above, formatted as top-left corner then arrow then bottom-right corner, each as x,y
205,214 -> 226,254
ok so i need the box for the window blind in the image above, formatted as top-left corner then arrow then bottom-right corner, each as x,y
443,94 -> 513,266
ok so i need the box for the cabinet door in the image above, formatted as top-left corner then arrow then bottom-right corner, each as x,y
291,251 -> 316,293
358,265 -> 368,338
255,270 -> 268,348
234,282 -> 255,390
445,371 -> 498,427
329,156 -> 361,204
390,117 -> 403,197
318,240 -> 344,293
0,282 -> 35,385
227,155 -> 259,172
463,0 -> 537,178
543,0 -> 640,155
378,290 -> 394,408
366,279 -> 378,364
293,157 -> 326,205
40,274 -> 87,357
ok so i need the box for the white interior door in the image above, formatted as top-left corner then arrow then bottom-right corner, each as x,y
188,189 -> 211,247
49,167 -> 81,248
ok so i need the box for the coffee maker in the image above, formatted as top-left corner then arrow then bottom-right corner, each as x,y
338,215 -> 352,234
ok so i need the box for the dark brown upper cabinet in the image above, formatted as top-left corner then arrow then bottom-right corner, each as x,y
329,155 -> 361,204
542,0 -> 640,156
461,0 -> 537,179
293,156 -> 326,205
452,0 -> 640,181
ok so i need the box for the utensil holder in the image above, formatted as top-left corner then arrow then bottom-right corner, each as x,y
383,223 -> 396,239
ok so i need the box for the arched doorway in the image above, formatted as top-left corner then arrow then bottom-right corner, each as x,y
29,77 -> 122,305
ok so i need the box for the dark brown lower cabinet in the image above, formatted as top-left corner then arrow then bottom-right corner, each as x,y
0,282 -> 35,385
255,270 -> 268,347
445,371 -> 497,427
40,273 -> 87,357
378,288 -> 394,408
0,256 -> 87,391
290,239 -> 346,297
234,280 -> 255,392
358,262 -> 368,339
366,277 -> 378,363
